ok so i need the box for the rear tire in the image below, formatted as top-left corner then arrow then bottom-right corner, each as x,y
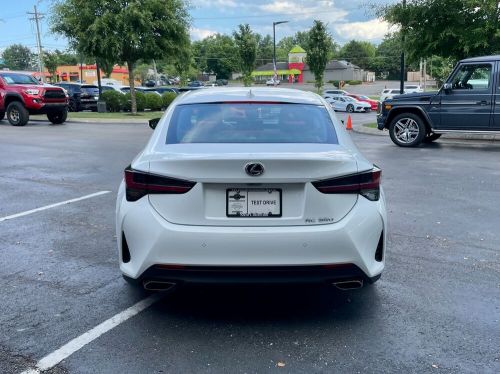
0,111 -> 5,120
6,101 -> 29,126
423,133 -> 442,143
389,113 -> 426,147
47,109 -> 68,124
346,104 -> 354,113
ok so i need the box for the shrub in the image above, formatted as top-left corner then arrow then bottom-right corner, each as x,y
327,80 -> 340,88
100,90 -> 123,112
145,93 -> 163,111
161,92 -> 177,109
346,80 -> 362,85
123,91 -> 146,112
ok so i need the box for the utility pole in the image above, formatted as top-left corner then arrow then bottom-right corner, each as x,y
27,5 -> 44,75
400,0 -> 406,94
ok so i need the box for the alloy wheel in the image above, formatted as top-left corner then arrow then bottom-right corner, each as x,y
394,118 -> 420,144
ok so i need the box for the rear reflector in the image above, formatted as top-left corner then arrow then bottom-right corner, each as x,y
312,167 -> 381,201
124,166 -> 196,202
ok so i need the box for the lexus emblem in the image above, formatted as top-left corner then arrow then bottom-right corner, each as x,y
245,162 -> 264,176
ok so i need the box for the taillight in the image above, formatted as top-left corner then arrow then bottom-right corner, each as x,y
124,166 -> 195,202
312,167 -> 381,201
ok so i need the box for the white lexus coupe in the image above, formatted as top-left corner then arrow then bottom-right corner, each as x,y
116,88 -> 386,291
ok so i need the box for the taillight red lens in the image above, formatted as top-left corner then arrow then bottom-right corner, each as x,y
124,166 -> 195,202
312,167 -> 381,201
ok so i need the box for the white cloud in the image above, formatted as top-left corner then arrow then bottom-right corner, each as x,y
194,0 -> 239,8
258,1 -> 348,23
334,19 -> 394,41
190,27 -> 218,40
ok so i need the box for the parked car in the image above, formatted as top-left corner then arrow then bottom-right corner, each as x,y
187,80 -> 204,88
120,86 -> 150,94
380,88 -> 406,101
404,84 -> 423,93
55,83 -> 99,111
101,85 -> 126,94
266,78 -> 280,86
0,71 -> 68,126
347,94 -> 378,111
216,79 -> 228,86
149,86 -> 179,95
377,55 -> 500,147
325,95 -> 371,113
323,89 -> 348,97
144,80 -> 156,87
117,87 -> 386,291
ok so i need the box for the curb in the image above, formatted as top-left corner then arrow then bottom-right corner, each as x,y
66,118 -> 148,124
353,123 -> 500,142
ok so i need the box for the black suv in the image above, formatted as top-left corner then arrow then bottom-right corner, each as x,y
54,83 -> 99,112
377,55 -> 500,147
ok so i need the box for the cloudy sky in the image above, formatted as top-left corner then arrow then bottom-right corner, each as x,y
0,0 -> 397,54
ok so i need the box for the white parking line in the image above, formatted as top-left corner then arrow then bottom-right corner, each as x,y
20,294 -> 162,374
0,191 -> 111,222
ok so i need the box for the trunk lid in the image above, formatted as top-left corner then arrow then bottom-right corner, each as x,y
147,144 -> 359,226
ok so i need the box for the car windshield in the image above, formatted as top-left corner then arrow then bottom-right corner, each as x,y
359,95 -> 370,100
343,97 -> 356,102
0,73 -> 40,85
167,103 -> 338,144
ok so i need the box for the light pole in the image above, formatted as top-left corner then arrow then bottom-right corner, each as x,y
273,20 -> 289,86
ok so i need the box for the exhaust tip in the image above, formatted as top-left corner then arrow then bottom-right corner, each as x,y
143,280 -> 177,292
332,279 -> 363,290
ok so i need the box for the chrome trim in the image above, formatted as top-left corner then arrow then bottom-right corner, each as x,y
432,129 -> 500,134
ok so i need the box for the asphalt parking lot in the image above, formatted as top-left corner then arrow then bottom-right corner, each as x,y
1,117 -> 499,374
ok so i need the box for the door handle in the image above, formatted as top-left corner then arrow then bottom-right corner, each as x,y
476,100 -> 488,105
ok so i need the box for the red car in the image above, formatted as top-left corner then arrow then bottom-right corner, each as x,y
347,94 -> 378,111
0,71 -> 68,126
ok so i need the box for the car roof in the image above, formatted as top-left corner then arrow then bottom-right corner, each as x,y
460,55 -> 500,63
176,87 -> 324,105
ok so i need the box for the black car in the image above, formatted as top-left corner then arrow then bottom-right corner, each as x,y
54,83 -> 99,112
377,55 -> 500,147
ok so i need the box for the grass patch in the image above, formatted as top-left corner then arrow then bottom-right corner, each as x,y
364,123 -> 378,128
68,111 -> 164,120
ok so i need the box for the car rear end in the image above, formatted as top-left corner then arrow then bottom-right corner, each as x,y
116,89 -> 386,289
79,85 -> 99,111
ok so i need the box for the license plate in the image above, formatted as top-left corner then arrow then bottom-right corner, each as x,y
226,188 -> 282,217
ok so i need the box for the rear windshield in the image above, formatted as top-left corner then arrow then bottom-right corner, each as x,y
166,103 -> 338,144
0,73 -> 40,85
81,85 -> 99,95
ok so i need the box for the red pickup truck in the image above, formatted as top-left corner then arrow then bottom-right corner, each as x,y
0,71 -> 68,126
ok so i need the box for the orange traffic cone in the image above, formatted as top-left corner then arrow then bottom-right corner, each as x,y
346,115 -> 353,131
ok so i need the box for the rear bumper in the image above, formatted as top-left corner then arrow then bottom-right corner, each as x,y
116,183 -> 387,282
133,264 -> 381,285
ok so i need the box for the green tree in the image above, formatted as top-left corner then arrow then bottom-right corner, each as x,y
51,0 -> 190,114
372,33 -> 403,79
306,20 -> 332,92
255,34 -> 273,65
192,34 -> 238,79
1,44 -> 34,70
378,0 -> 500,61
339,40 -> 376,70
43,52 -> 60,82
234,24 -> 257,86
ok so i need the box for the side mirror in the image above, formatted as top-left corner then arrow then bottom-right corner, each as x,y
443,83 -> 452,92
148,118 -> 160,130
